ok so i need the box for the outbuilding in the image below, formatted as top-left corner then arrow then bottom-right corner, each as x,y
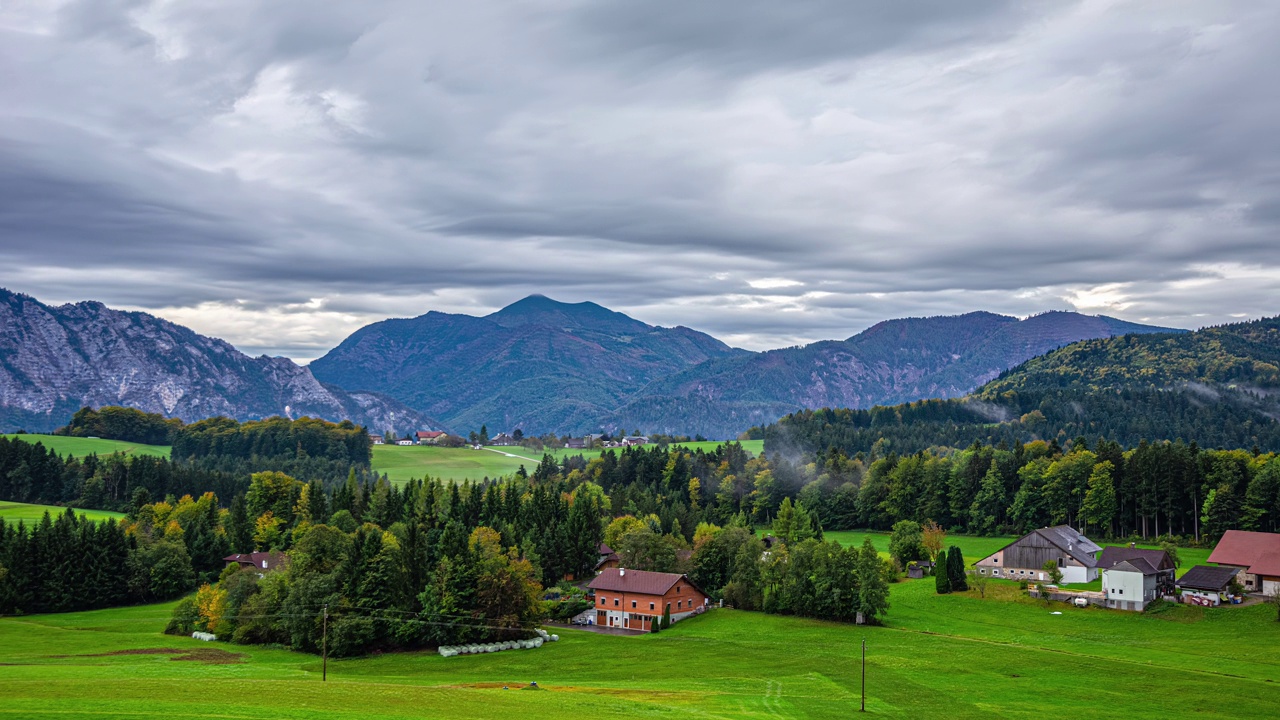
1175,565 -> 1238,606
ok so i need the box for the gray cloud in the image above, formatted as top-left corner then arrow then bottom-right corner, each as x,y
1,0 -> 1277,360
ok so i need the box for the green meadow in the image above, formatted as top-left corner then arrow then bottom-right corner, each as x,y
3,433 -> 764,484
1,575 -> 1276,719
1,434 -> 170,458
374,439 -> 765,484
0,501 -> 125,525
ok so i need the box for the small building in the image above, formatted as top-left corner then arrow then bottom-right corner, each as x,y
397,439 -> 414,446
907,560 -> 935,579
1206,530 -> 1280,594
975,525 -> 1101,583
490,433 -> 516,446
1102,559 -> 1161,611
223,552 -> 287,575
416,430 -> 447,445
565,437 -> 587,450
595,543 -> 620,573
370,435 -> 385,445
621,436 -> 649,447
1176,565 -> 1239,606
587,568 -> 709,630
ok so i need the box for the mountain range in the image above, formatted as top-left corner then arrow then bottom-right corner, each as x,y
0,287 -> 1183,437
762,314 -> 1280,457
0,288 -> 436,433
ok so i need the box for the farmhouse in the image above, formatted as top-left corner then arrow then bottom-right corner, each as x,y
975,525 -> 1101,583
565,437 -> 587,449
588,568 -> 709,630
594,542 -> 620,572
1098,546 -> 1176,587
1176,565 -> 1239,606
621,436 -> 649,447
396,439 -> 414,446
490,433 -> 516,446
370,435 -> 385,445
223,552 -> 287,574
416,430 -> 447,445
1206,530 -> 1280,594
1102,559 -> 1162,611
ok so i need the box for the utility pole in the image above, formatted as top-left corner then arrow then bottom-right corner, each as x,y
860,638 -> 866,712
322,604 -> 329,682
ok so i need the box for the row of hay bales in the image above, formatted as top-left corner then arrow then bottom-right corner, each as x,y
438,629 -> 559,658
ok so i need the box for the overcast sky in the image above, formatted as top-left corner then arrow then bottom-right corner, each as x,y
2,1 -> 1278,361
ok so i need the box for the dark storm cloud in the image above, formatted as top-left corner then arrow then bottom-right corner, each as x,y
1,0 -> 1277,359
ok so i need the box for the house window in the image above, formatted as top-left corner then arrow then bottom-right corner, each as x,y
677,586 -> 681,593
631,601 -> 637,608
614,599 -> 619,606
649,602 -> 655,610
599,597 -> 605,605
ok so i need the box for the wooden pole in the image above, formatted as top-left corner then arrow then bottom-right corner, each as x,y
860,638 -> 866,712
322,604 -> 329,682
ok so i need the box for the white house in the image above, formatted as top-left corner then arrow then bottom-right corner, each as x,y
1102,558 -> 1160,611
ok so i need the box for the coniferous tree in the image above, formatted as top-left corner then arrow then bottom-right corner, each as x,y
947,546 -> 967,592
934,550 -> 952,594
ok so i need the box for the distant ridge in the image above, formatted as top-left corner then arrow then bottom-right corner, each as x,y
0,288 -> 438,434
313,297 -> 1180,437
762,314 -> 1280,457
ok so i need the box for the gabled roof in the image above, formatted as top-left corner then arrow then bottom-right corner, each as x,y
1107,558 -> 1157,576
1176,565 -> 1238,591
223,552 -> 287,570
597,543 -> 614,556
416,430 -> 446,439
983,525 -> 1100,568
588,568 -> 706,597
1208,530 -> 1280,575
1097,547 -> 1175,572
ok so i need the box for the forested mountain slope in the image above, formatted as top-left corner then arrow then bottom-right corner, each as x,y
764,316 -> 1280,459
309,294 -> 745,434
0,289 -> 435,434
606,311 -> 1176,438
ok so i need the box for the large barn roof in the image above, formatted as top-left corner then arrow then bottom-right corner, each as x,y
588,568 -> 706,597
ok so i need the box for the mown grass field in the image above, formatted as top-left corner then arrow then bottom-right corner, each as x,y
1,575 -> 1277,719
374,440 -> 765,484
823,530 -> 1213,579
1,434 -> 170,458
0,501 -> 125,525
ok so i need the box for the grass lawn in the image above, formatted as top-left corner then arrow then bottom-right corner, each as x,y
0,501 -> 126,524
374,440 -> 764,484
1,434 -> 170,458
2,577 -> 1277,718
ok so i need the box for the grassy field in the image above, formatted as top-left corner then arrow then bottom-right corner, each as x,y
374,440 -> 765,484
1,434 -> 170,458
1,574 -> 1277,718
824,530 -> 1214,578
0,501 -> 125,525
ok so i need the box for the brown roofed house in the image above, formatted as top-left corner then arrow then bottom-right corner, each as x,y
224,552 -> 288,575
587,568 -> 708,630
1207,530 -> 1280,594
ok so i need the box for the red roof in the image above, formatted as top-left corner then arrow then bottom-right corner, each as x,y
588,568 -> 705,597
1207,530 -> 1280,576
416,431 -> 446,439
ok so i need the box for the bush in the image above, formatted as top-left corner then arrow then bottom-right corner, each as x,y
165,597 -> 199,635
